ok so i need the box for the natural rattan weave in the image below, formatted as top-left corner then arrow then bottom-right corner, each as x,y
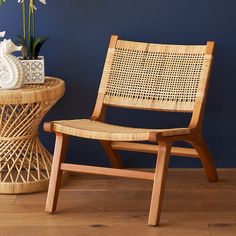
52,119 -> 190,141
99,40 -> 210,112
44,36 -> 217,227
0,77 -> 65,194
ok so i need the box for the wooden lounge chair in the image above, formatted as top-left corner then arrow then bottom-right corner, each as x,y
44,35 -> 218,226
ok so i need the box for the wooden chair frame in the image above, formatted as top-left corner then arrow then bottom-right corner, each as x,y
44,35 -> 217,226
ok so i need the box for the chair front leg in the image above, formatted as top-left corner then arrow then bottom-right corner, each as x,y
45,132 -> 69,213
148,141 -> 172,226
189,134 -> 218,182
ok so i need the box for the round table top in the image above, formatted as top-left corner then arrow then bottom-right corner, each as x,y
0,77 -> 65,104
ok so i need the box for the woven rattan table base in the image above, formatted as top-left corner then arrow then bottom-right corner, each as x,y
0,77 -> 65,194
0,137 -> 68,194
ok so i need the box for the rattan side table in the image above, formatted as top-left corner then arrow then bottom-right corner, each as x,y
0,77 -> 65,194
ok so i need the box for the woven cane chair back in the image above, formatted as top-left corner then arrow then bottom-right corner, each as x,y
98,39 -> 213,112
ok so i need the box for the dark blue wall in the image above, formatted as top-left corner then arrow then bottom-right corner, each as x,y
0,0 -> 235,167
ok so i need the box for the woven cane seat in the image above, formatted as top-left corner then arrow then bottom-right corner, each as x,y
52,119 -> 190,141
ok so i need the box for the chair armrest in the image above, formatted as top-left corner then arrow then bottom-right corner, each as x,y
44,122 -> 54,132
149,128 -> 191,141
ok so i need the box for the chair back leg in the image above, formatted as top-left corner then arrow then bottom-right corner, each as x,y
45,133 -> 69,213
100,141 -> 124,168
148,141 -> 172,226
189,135 -> 218,182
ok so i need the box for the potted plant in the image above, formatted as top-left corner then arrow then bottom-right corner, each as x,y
0,0 -> 48,84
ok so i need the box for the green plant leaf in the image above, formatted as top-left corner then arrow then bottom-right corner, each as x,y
29,35 -> 34,59
21,44 -> 29,59
15,35 -> 26,45
32,36 -> 49,59
0,0 -> 7,6
16,35 -> 25,41
14,35 -> 28,59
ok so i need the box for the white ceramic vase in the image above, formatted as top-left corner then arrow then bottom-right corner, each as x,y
20,56 -> 45,84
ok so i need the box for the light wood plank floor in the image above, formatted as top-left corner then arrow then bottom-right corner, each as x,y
0,169 -> 236,236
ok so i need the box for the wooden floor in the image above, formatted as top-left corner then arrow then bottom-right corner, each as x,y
0,169 -> 236,236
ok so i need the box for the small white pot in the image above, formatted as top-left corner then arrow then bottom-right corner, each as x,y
20,56 -> 45,84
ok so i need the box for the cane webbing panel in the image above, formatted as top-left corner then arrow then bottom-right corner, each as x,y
99,40 -> 212,112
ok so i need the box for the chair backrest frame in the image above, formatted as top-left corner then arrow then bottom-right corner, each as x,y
91,35 -> 215,131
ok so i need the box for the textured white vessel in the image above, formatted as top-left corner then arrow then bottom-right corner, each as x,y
21,56 -> 45,84
0,39 -> 25,89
